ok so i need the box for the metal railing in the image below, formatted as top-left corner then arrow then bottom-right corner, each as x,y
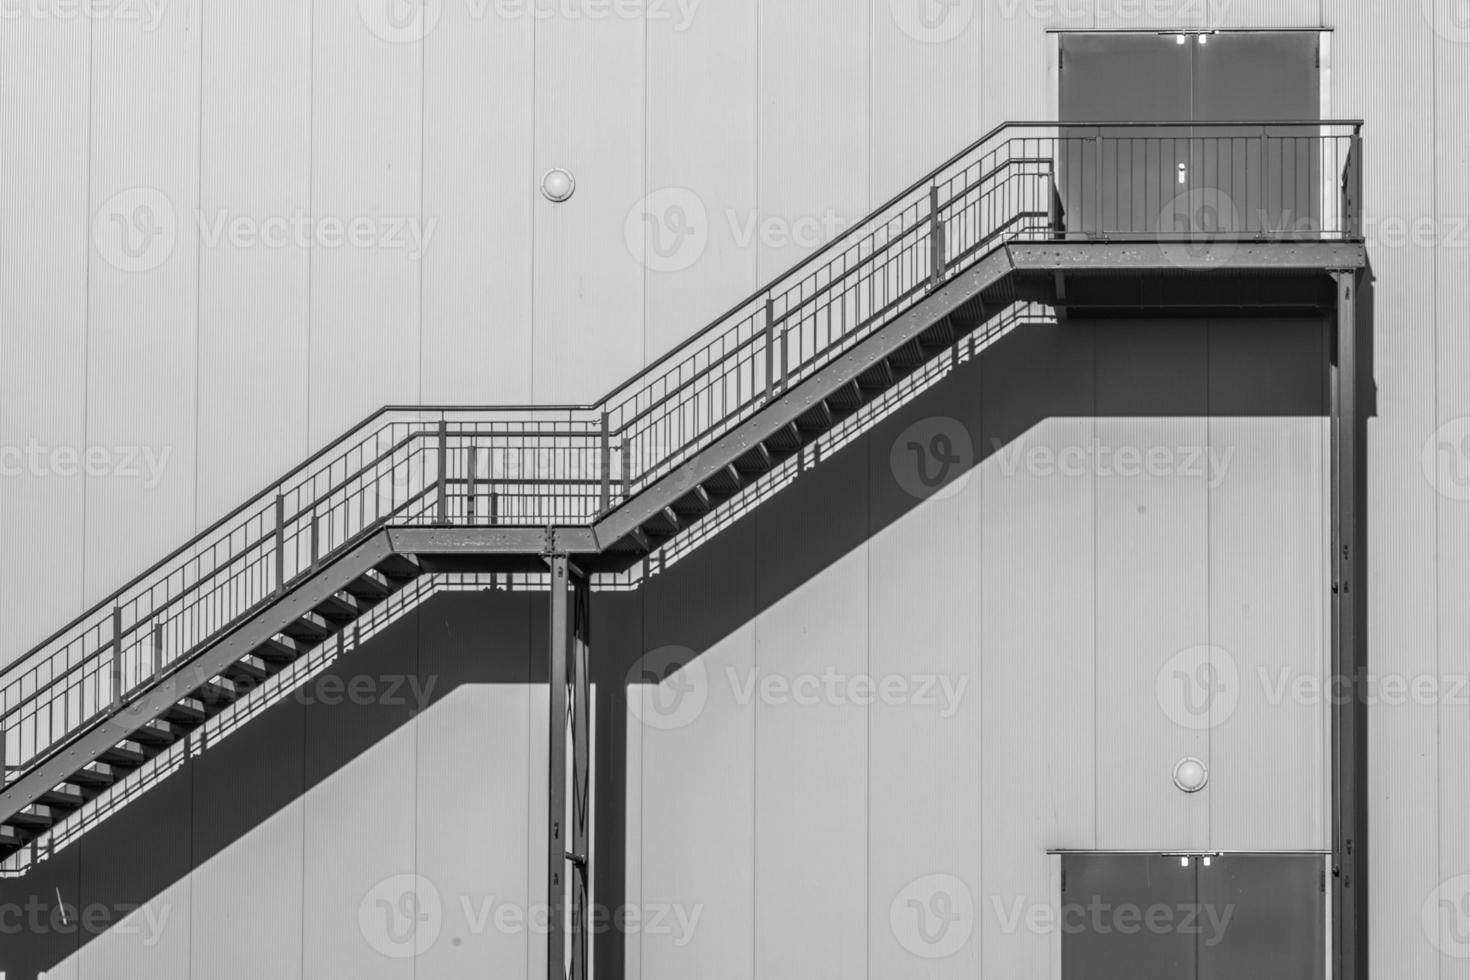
0,120 -> 1363,788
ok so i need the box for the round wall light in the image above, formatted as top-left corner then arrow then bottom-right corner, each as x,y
1173,757 -> 1209,794
541,168 -> 576,203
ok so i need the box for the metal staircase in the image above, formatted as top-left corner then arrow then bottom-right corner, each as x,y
0,119 -> 1366,979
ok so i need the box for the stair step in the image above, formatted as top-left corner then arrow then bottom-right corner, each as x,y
827,380 -> 867,413
376,554 -> 423,582
314,591 -> 363,623
99,740 -> 151,768
69,762 -> 125,789
38,784 -> 89,809
192,678 -> 243,708
5,805 -> 62,831
0,825 -> 28,850
795,401 -> 835,434
704,464 -> 745,496
222,655 -> 273,686
889,339 -> 928,369
281,611 -> 332,644
733,443 -> 774,476
161,698 -> 210,727
670,486 -> 713,519
857,360 -> 896,390
255,634 -> 306,664
344,569 -> 394,602
765,422 -> 804,455
128,718 -> 181,747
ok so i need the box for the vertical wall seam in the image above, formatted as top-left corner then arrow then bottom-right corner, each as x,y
191,0 -> 205,537
79,7 -> 95,610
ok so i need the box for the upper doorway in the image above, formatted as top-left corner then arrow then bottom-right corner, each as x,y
1055,31 -> 1323,239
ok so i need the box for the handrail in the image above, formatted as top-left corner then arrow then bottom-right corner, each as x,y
0,120 -> 1365,787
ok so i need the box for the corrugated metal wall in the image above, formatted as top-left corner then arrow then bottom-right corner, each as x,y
0,0 -> 1463,976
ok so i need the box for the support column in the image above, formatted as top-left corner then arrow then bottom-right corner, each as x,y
1330,269 -> 1367,980
546,552 -> 592,980
569,574 -> 592,980
546,553 -> 569,980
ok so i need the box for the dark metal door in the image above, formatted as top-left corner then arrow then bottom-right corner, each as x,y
1061,853 -> 1198,980
1197,854 -> 1327,980
1059,31 -> 1320,239
1192,32 -> 1321,236
1059,33 -> 1192,238
1061,853 -> 1328,980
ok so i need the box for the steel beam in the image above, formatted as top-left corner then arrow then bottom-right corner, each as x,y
1331,269 -> 1367,980
546,553 -> 570,980
569,574 -> 591,980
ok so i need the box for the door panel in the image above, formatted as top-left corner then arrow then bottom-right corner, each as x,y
1061,853 -> 1327,980
1061,853 -> 1198,980
1197,854 -> 1326,980
1193,33 -> 1321,236
1060,34 -> 1191,237
1058,32 -> 1320,238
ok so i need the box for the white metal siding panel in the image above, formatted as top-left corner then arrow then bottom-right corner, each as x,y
306,0 -> 423,447
979,324 -> 1099,976
420,8 -> 536,405
1432,0 -> 1470,975
531,10 -> 646,402
1093,321 -> 1212,851
1205,320 -> 1329,852
414,593 -> 535,978
82,3 -> 202,606
756,0 -> 869,282
300,615 -> 420,979
643,2 -> 759,363
1333,3 -> 1442,975
866,367 -> 985,978
639,527 -> 757,980
869,0 -> 985,203
753,448 -> 869,979
187,701 -> 308,980
194,0 -> 312,525
0,15 -> 91,654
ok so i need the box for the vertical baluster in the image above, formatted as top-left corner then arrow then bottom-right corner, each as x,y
436,418 -> 449,524
275,493 -> 286,594
468,445 -> 479,524
599,411 -> 611,515
111,606 -> 123,710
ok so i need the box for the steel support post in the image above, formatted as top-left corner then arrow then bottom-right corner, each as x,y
546,553 -> 592,980
569,574 -> 592,980
1330,269 -> 1366,980
546,553 -> 570,980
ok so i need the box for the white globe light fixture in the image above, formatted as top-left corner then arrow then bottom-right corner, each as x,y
541,168 -> 576,203
1173,757 -> 1209,794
